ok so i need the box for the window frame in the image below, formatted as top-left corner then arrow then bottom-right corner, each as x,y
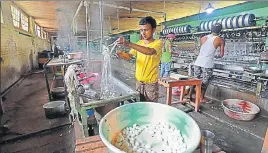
35,23 -> 41,37
20,12 -> 29,32
43,31 -> 47,39
10,4 -> 30,33
11,5 -> 20,28
1,9 -> 3,24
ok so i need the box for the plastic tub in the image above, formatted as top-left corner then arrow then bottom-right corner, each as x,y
99,102 -> 201,153
222,99 -> 260,121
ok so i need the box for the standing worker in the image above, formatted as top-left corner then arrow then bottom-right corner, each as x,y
160,32 -> 176,77
189,23 -> 225,103
116,16 -> 162,102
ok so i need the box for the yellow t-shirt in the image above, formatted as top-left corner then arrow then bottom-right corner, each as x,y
129,39 -> 162,84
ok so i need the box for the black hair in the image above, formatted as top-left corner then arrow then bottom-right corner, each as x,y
139,16 -> 157,29
211,23 -> 222,34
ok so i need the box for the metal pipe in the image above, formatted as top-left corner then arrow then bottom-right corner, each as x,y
108,16 -> 112,34
196,25 -> 268,34
85,1 -> 90,59
71,1 -> 84,32
43,58 -> 53,101
117,9 -> 120,32
89,1 -> 163,14
99,1 -> 104,52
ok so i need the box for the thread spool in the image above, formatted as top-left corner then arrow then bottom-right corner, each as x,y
208,20 -> 213,31
200,21 -> 205,31
222,18 -> 227,29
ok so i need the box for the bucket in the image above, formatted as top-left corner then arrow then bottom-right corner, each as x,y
43,101 -> 66,119
200,130 -> 215,153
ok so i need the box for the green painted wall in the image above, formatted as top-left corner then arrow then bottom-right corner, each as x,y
166,2 -> 268,28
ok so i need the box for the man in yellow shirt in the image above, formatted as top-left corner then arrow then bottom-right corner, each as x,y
116,16 -> 162,102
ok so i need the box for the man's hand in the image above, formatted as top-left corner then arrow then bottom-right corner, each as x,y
116,50 -> 132,61
116,37 -> 130,47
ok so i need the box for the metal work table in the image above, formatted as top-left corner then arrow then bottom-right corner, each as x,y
46,58 -> 82,67
43,58 -> 83,101
66,64 -> 140,137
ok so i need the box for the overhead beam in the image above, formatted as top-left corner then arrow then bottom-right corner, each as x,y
89,1 -> 164,15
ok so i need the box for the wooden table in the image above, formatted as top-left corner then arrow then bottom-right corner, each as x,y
158,77 -> 202,112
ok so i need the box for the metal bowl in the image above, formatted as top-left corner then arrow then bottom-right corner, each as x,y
222,99 -> 260,121
99,102 -> 201,153
43,101 -> 66,119
51,87 -> 65,99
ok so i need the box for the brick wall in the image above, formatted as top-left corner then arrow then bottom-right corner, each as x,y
0,1 -> 51,92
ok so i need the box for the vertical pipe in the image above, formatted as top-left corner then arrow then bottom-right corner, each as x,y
117,9 -> 120,32
162,0 -> 166,31
109,16 -> 112,34
85,1 -> 89,59
88,4 -> 91,43
99,0 -> 104,52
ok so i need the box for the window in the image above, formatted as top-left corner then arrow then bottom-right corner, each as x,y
1,9 -> 3,24
11,5 -> 20,28
43,31 -> 47,39
21,13 -> 29,31
35,24 -> 41,37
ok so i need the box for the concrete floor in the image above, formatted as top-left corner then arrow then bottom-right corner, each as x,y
0,68 -> 267,153
0,72 -> 74,153
112,68 -> 268,153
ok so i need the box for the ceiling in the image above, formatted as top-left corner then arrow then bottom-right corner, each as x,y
15,1 -> 245,36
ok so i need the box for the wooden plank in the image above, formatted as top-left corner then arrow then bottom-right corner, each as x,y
76,135 -> 101,144
167,80 -> 202,87
76,135 -> 108,153
195,84 -> 201,112
75,135 -> 220,153
166,87 -> 172,105
74,120 -> 84,140
159,79 -> 202,88
262,128 -> 268,153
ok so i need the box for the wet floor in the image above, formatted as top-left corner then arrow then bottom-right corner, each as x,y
0,68 -> 267,153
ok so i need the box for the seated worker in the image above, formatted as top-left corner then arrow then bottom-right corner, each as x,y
189,23 -> 225,103
116,16 -> 162,102
160,32 -> 176,77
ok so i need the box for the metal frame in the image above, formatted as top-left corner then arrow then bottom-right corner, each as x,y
68,73 -> 140,137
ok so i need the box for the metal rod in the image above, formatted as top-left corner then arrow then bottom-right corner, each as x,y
109,16 -> 112,34
44,58 -> 53,101
99,0 -> 104,52
85,1 -> 89,59
117,9 -> 120,32
197,25 -> 268,34
89,1 -> 163,14
71,1 -> 84,32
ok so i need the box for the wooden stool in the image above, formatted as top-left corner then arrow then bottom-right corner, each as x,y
158,77 -> 202,112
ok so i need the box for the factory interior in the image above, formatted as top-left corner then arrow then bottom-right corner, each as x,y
1,1 -> 268,153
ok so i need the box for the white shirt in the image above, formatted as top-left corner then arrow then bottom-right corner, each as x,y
194,34 -> 218,68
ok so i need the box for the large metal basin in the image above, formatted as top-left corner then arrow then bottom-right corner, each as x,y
99,102 -> 201,153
